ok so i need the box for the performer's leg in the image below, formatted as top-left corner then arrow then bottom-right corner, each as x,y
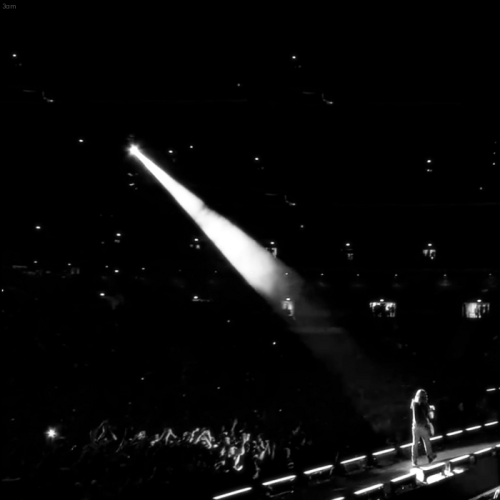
420,426 -> 436,461
411,425 -> 421,464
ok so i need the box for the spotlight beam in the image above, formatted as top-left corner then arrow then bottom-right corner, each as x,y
130,146 -> 391,430
130,146 -> 298,311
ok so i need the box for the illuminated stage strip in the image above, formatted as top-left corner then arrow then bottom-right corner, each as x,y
340,455 -> 367,465
262,475 -> 296,486
304,464 -> 333,474
372,447 -> 396,456
354,483 -> 384,495
213,487 -> 252,499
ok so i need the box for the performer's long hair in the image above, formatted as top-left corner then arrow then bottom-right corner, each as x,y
412,389 -> 428,405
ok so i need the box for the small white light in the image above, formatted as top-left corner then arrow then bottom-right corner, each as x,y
286,297 -> 291,301
255,157 -> 259,161
129,145 -> 139,156
78,139 -> 84,143
13,53 -> 17,58
190,145 -> 194,149
477,299 -> 482,302
428,243 -> 432,247
346,243 -> 350,246
168,150 -> 174,154
100,293 -> 105,297
427,159 -> 432,163
47,428 -> 57,439
142,267 -> 145,271
114,270 -> 119,273
36,226 -> 41,230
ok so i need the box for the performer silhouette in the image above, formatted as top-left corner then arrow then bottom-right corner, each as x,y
410,389 -> 437,466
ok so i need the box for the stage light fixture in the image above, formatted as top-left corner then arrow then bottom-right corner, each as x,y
340,455 -> 368,474
353,483 -> 385,499
261,475 -> 296,497
446,454 -> 472,475
213,487 -> 252,500
372,447 -> 397,467
303,464 -> 333,484
415,461 -> 447,484
465,425 -> 482,432
430,435 -> 443,442
389,472 -> 418,495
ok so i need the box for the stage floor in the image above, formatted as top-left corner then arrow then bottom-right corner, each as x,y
296,437 -> 500,499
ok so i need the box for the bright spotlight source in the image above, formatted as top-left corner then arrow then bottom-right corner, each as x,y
100,293 -> 105,297
36,226 -> 41,230
427,159 -> 432,163
78,139 -> 84,143
129,145 -> 140,156
47,428 -> 57,439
